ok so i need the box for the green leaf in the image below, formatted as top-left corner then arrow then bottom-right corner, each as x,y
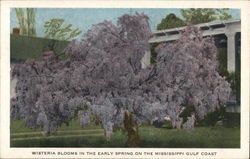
43,18 -> 82,40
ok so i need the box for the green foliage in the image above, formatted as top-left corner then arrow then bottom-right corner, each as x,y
181,8 -> 232,25
73,105 -> 89,118
162,120 -> 173,129
44,18 -> 82,41
215,9 -> 233,20
197,107 -> 226,127
179,100 -> 239,128
196,108 -> 240,128
179,105 -> 196,123
226,72 -> 237,94
179,102 -> 239,128
14,8 -> 36,36
150,43 -> 158,64
91,114 -> 102,126
157,13 -> 186,30
156,9 -> 232,31
11,34 -> 69,60
180,103 -> 239,128
217,50 -> 239,95
217,50 -> 228,77
223,113 -> 240,128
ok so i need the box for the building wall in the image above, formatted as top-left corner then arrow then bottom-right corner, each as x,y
141,51 -> 151,68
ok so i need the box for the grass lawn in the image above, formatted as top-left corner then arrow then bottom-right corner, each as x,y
10,119 -> 240,148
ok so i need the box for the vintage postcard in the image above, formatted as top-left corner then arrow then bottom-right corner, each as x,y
0,0 -> 249,158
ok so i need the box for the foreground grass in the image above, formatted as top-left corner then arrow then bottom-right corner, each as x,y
139,125 -> 240,148
10,119 -> 240,148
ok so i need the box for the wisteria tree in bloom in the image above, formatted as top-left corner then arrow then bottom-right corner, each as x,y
142,26 -> 231,130
11,13 -> 231,147
11,51 -> 67,131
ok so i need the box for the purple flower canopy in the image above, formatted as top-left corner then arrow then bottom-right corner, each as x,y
11,13 -> 231,138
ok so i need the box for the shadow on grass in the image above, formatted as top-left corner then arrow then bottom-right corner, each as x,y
11,127 -> 240,148
10,120 -> 240,148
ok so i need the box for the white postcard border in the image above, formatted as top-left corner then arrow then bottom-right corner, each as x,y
1,1 -> 249,159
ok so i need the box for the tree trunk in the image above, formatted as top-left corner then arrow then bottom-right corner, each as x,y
123,111 -> 140,147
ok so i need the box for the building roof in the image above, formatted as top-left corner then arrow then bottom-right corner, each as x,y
149,19 -> 241,43
153,19 -> 241,34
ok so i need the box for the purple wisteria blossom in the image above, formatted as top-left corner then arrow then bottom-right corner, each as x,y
11,13 -> 231,146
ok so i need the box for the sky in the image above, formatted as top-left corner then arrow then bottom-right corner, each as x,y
10,8 -> 240,39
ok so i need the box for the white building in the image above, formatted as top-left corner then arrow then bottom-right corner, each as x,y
148,20 -> 241,72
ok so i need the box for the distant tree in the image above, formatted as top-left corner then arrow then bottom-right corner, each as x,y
44,18 -> 82,41
157,13 -> 185,30
26,8 -> 36,36
15,9 -> 27,35
157,9 -> 232,31
11,13 -> 231,147
14,8 -> 36,36
181,9 -> 232,25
